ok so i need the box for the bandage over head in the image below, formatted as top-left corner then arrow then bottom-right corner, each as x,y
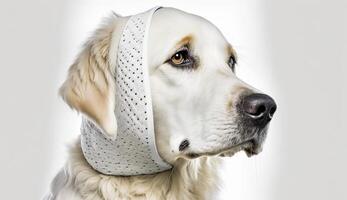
81,7 -> 172,176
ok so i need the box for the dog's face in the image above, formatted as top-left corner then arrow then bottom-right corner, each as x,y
60,8 -> 276,165
147,8 -> 276,163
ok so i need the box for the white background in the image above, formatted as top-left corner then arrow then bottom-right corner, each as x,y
0,0 -> 346,199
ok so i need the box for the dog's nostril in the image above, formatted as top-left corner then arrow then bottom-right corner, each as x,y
253,105 -> 266,117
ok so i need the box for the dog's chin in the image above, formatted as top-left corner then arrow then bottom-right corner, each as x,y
183,139 -> 263,159
219,139 -> 263,158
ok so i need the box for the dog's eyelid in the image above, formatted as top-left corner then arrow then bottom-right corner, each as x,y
176,45 -> 189,51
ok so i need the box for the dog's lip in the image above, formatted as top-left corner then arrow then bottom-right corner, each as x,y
184,139 -> 260,159
243,142 -> 262,157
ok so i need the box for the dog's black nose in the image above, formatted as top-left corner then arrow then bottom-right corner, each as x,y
239,93 -> 277,126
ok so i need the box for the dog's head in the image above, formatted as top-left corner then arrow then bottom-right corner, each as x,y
60,8 -> 276,165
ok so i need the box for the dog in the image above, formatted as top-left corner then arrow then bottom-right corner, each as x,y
45,7 -> 277,200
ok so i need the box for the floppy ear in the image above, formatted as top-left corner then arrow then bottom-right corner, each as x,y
59,14 -> 122,139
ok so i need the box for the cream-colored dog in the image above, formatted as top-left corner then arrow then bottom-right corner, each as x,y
46,7 -> 277,200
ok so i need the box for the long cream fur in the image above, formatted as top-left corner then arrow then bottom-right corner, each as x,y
51,139 -> 220,200
58,14 -> 121,139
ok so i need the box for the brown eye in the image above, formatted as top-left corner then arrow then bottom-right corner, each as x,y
171,51 -> 186,65
168,47 -> 195,69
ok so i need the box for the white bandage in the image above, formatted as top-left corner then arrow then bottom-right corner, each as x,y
81,7 -> 172,176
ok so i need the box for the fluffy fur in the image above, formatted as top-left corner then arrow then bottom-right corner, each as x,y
46,139 -> 220,200
46,7 -> 273,200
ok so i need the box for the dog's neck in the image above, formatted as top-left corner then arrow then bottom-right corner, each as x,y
67,138 -> 221,200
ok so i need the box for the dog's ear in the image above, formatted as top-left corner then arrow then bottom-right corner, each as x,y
59,14 -> 122,139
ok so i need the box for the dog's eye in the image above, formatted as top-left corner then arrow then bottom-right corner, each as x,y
168,47 -> 195,69
228,56 -> 236,72
171,51 -> 186,65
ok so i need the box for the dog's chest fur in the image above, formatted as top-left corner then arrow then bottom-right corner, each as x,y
49,140 -> 221,200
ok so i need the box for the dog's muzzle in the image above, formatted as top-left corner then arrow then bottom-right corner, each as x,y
230,93 -> 277,156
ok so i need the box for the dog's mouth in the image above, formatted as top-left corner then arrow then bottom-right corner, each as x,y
180,123 -> 270,159
220,139 -> 262,158
183,139 -> 262,159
